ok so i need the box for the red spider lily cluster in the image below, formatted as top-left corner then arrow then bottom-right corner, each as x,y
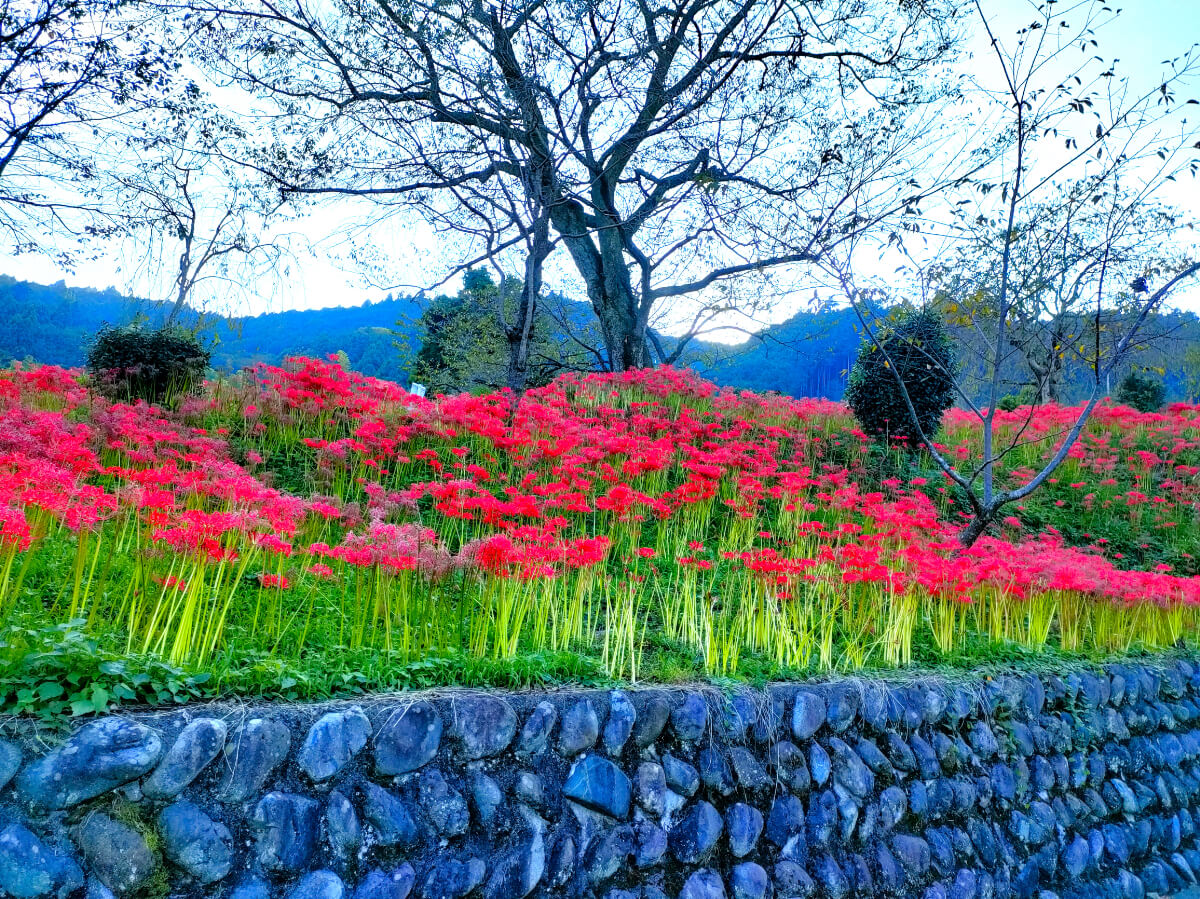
1,356 -> 1197,679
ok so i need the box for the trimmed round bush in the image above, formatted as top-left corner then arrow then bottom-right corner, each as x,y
845,309 -> 955,446
86,324 -> 211,406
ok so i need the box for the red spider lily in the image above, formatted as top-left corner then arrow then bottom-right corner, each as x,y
0,357 -> 1196,675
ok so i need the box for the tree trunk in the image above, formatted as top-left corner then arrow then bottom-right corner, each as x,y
505,212 -> 550,392
957,508 -> 994,549
1030,350 -> 1062,405
505,288 -> 534,393
1037,370 -> 1053,405
1042,326 -> 1064,403
560,234 -> 644,371
598,226 -> 644,371
548,190 -> 648,371
167,264 -> 191,326
167,283 -> 188,326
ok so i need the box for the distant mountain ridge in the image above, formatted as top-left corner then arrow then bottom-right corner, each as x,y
1,274 -> 1196,402
0,274 -> 862,397
0,275 -> 424,381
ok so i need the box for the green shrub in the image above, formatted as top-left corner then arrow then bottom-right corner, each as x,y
86,324 -> 211,406
1115,370 -> 1165,413
845,309 -> 956,447
998,385 -> 1038,411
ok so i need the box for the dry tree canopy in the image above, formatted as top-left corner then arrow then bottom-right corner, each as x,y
183,0 -> 967,370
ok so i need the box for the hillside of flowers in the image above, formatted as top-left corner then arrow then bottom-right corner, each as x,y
1,356 -> 1199,707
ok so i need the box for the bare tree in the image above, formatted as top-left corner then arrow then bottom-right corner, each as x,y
437,138 -> 559,391
936,181 -> 1193,406
105,123 -> 295,324
0,0 -> 173,261
838,0 -> 1200,548
179,0 -> 969,371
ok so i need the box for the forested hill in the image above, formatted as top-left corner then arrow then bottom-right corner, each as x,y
1,274 -> 1197,402
0,275 -> 862,396
0,277 -> 137,367
698,310 -> 864,400
0,275 -> 422,379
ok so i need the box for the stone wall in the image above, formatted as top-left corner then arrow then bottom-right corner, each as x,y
3,660 -> 1200,899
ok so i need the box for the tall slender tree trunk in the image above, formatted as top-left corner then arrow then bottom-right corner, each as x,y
596,229 -> 643,371
167,251 -> 193,326
505,210 -> 551,392
505,286 -> 534,393
549,193 -> 647,371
